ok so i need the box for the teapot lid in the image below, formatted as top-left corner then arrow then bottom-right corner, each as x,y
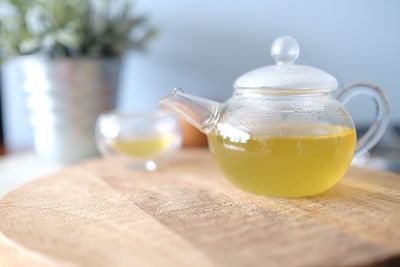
233,36 -> 337,92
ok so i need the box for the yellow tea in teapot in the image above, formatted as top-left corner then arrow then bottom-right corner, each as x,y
112,136 -> 173,158
208,125 -> 356,197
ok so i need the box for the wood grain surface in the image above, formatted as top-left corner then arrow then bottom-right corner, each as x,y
0,149 -> 399,267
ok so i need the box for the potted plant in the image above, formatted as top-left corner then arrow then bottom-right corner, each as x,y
0,0 -> 156,162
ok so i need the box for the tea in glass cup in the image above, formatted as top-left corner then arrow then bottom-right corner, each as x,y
96,110 -> 182,171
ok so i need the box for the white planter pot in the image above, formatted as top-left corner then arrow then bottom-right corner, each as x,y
13,56 -> 120,163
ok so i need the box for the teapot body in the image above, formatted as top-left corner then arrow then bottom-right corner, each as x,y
214,91 -> 355,138
160,36 -> 390,198
208,91 -> 356,197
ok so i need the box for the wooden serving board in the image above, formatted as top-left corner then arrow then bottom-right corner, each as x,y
0,149 -> 400,267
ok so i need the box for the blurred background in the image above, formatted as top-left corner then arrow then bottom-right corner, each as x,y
1,0 -> 399,170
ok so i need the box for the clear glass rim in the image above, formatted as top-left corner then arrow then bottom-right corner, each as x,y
234,88 -> 332,97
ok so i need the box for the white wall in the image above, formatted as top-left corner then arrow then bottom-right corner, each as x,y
3,0 -> 400,150
120,0 -> 400,122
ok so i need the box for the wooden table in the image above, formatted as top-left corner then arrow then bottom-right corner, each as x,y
0,152 -> 63,197
0,149 -> 399,267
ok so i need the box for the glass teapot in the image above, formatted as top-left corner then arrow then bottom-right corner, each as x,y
160,36 -> 390,198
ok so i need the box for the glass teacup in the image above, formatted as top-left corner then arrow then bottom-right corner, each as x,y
96,110 -> 182,171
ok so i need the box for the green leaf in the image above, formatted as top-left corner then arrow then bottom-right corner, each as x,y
0,0 -> 156,61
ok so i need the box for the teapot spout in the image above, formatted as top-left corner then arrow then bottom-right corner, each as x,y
159,88 -> 222,134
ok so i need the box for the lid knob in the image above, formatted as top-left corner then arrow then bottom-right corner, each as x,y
271,36 -> 299,65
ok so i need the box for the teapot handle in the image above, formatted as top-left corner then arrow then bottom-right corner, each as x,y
336,82 -> 390,158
